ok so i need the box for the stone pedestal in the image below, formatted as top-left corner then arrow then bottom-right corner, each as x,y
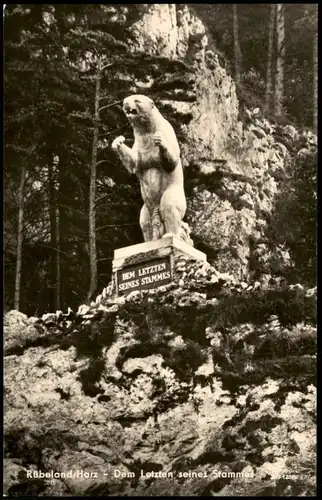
113,235 -> 207,295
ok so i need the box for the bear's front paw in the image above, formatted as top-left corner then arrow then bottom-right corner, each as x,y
152,132 -> 166,148
111,135 -> 126,151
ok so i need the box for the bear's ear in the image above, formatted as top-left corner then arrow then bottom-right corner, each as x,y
148,97 -> 155,108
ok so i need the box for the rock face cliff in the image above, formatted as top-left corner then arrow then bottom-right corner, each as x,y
4,4 -> 316,497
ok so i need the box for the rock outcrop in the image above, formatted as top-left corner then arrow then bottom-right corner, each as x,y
4,257 -> 316,496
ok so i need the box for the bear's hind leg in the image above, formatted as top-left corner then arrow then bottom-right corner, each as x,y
151,206 -> 165,240
140,204 -> 153,242
160,187 -> 186,238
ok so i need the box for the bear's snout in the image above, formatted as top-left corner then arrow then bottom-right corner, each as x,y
123,102 -> 138,116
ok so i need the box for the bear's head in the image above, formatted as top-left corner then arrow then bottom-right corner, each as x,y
123,95 -> 156,129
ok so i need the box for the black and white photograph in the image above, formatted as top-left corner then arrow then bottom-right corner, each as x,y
3,3 -> 317,497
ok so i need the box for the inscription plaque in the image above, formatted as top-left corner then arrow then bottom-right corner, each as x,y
117,257 -> 171,295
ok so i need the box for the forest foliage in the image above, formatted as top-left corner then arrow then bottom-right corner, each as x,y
4,4 -> 317,315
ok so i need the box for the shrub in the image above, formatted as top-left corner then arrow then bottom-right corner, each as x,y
266,147 -> 316,285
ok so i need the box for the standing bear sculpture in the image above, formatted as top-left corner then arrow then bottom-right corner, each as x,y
112,95 -> 192,244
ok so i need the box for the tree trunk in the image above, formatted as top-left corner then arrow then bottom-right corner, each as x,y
56,205 -> 61,310
48,155 -> 61,311
265,4 -> 275,111
48,156 -> 57,310
14,163 -> 26,310
58,156 -> 67,308
313,32 -> 317,133
87,56 -> 101,301
233,4 -> 241,85
275,4 -> 285,117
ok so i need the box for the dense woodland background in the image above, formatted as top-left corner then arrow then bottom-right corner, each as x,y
4,4 -> 317,316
